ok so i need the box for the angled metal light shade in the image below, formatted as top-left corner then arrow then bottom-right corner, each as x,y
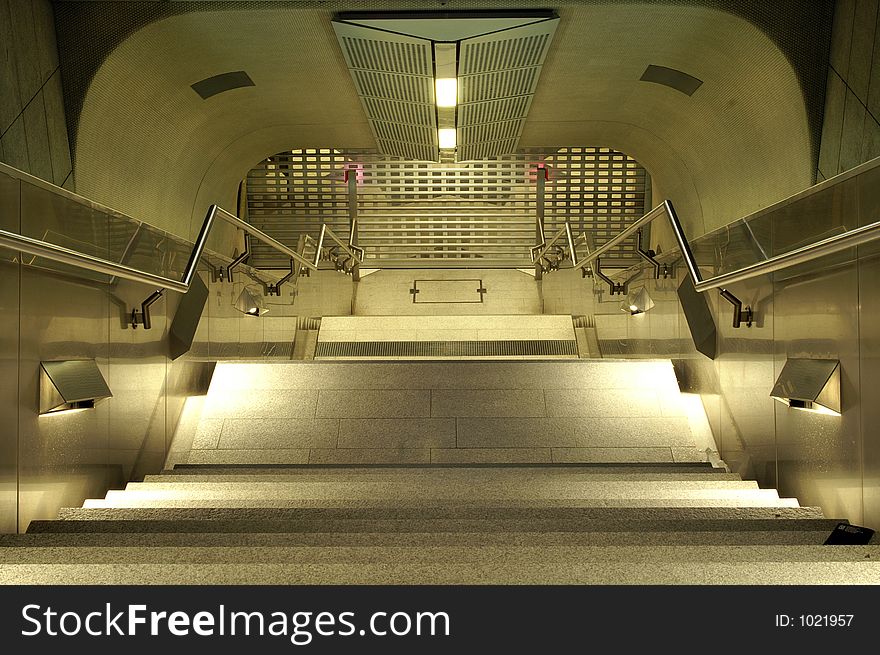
770,358 -> 840,416
234,287 -> 268,316
620,287 -> 655,315
40,360 -> 112,415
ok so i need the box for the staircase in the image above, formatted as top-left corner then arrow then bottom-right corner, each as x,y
1,359 -> 877,584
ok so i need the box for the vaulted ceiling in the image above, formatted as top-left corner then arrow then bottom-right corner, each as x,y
54,1 -> 833,249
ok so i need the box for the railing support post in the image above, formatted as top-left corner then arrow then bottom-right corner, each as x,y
719,288 -> 753,328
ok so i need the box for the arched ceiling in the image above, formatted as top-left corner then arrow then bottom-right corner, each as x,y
522,4 -> 816,235
60,2 -> 831,248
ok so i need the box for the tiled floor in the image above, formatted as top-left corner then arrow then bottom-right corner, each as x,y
170,360 -> 718,466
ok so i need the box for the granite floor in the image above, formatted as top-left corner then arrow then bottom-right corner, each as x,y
169,359 -> 718,466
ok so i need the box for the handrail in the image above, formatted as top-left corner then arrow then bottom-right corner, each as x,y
0,228 -> 192,292
531,223 -> 575,269
212,205 -> 318,274
578,198 -> 880,294
569,202 -> 670,271
315,223 -> 364,269
0,200 -> 317,297
690,217 -> 880,291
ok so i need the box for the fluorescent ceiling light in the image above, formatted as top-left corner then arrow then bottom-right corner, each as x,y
438,128 -> 457,149
435,78 -> 457,107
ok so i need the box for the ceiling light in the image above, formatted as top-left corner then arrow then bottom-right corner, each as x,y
438,128 -> 456,149
435,78 -> 457,107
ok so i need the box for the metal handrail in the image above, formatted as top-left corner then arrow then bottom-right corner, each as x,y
315,223 -> 364,269
569,202 -> 670,271
0,228 -> 192,292
690,217 -> 880,291
0,198 -> 318,297
579,199 -> 880,294
531,223 -> 576,269
211,205 -> 318,274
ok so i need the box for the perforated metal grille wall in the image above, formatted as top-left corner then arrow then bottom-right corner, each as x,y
540,147 -> 647,260
247,147 -> 647,268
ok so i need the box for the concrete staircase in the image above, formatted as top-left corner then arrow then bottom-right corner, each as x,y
1,359 -> 877,584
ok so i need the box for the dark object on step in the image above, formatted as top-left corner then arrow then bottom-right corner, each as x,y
824,523 -> 875,545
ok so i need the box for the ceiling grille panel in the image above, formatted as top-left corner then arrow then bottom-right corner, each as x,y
341,36 -> 432,75
333,21 -> 437,161
373,122 -> 436,144
459,120 -> 524,144
459,68 -> 540,103
458,96 -> 532,125
375,140 -> 438,162
457,18 -> 558,161
351,70 -> 433,103
363,97 -> 434,125
459,33 -> 552,74
457,139 -> 521,161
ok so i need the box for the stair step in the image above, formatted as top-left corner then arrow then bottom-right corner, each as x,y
123,479 -> 758,493
143,472 -> 742,483
2,545 -> 877,566
5,560 -> 878,585
0,530 -> 846,548
80,497 -> 800,510
28,517 -> 843,535
169,462 -> 722,474
54,505 -> 827,522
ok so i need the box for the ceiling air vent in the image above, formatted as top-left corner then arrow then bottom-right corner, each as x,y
639,65 -> 703,97
457,18 -> 558,161
333,21 -> 438,161
191,71 -> 255,100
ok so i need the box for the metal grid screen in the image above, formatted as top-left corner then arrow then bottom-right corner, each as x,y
246,148 -> 647,268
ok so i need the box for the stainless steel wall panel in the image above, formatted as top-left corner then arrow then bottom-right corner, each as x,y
773,262 -> 862,523
0,172 -> 19,533
715,276 -> 777,489
17,269 -> 111,531
107,279 -> 168,483
859,247 -> 880,528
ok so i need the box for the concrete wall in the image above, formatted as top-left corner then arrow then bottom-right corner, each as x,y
818,0 -> 880,180
0,0 -> 73,190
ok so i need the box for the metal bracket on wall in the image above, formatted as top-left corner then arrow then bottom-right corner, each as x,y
719,288 -> 753,328
226,234 -> 251,283
130,289 -> 163,329
591,258 -> 627,295
209,266 -> 225,283
263,258 -> 296,296
637,228 -> 667,279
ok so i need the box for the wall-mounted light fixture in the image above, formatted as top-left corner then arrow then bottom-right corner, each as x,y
770,358 -> 840,416
40,360 -> 112,416
620,287 -> 655,315
234,287 -> 268,316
